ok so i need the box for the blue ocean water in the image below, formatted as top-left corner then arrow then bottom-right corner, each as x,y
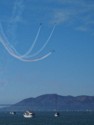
0,111 -> 94,125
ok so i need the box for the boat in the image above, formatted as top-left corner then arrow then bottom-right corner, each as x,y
23,110 -> 35,118
10,111 -> 16,115
54,112 -> 60,117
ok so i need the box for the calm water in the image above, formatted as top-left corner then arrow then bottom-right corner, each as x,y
0,111 -> 94,125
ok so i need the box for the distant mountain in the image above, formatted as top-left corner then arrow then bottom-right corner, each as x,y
1,94 -> 94,111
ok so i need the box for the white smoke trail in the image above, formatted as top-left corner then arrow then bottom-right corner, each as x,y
14,23 -> 55,59
21,51 -> 52,62
0,0 -> 55,62
0,22 -> 54,62
1,23 -> 42,57
16,51 -> 52,62
20,23 -> 42,57
0,34 -> 53,62
24,24 -> 56,58
0,23 -> 18,55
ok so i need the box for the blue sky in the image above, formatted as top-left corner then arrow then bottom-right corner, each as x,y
0,0 -> 94,104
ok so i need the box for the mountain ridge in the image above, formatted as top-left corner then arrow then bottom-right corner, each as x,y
1,94 -> 94,111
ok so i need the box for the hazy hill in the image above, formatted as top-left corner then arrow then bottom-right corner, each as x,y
1,94 -> 94,111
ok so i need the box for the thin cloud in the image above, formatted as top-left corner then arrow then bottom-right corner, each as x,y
52,0 -> 94,32
9,0 -> 24,23
76,26 -> 88,32
52,9 -> 75,24
7,0 -> 24,41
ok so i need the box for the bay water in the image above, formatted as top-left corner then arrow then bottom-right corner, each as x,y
0,111 -> 94,125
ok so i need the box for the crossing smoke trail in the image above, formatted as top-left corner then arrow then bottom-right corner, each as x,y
0,32 -> 53,62
0,0 -> 56,62
20,23 -> 42,58
0,22 -> 55,62
2,23 -> 42,57
23,24 -> 56,58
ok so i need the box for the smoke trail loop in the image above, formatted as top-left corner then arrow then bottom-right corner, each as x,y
0,21 -> 55,62
24,24 -> 56,58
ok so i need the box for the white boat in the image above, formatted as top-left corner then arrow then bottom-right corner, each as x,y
54,112 -> 60,117
23,111 -> 35,118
